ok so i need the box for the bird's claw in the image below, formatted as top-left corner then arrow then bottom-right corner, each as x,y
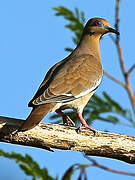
76,125 -> 97,136
63,116 -> 75,127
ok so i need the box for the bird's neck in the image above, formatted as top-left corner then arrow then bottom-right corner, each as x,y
73,34 -> 101,60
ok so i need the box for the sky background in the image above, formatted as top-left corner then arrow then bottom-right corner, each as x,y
0,0 -> 135,179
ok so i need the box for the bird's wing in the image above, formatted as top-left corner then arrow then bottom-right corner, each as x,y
28,58 -> 67,106
30,54 -> 103,106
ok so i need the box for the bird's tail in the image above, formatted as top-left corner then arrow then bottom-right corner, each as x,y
19,103 -> 55,132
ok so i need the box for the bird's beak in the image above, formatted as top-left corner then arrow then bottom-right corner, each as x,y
105,26 -> 120,35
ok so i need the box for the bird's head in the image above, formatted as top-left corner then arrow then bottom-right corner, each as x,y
83,17 -> 120,37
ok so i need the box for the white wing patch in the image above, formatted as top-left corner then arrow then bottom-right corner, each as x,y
32,76 -> 102,105
75,76 -> 102,98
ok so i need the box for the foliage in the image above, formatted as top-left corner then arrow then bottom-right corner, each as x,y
0,150 -> 55,180
0,149 -> 90,180
50,91 -> 133,127
53,6 -> 85,52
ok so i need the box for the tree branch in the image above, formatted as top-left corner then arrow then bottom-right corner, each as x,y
114,0 -> 135,113
127,64 -> 135,75
84,156 -> 135,177
104,70 -> 125,87
0,116 -> 135,164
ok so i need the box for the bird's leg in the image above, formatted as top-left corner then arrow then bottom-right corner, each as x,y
76,112 -> 96,135
56,109 -> 75,127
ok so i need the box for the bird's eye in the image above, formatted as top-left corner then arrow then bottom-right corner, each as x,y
94,20 -> 102,27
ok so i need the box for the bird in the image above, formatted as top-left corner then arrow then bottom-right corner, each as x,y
19,17 -> 119,133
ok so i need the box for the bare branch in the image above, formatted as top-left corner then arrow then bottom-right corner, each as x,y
0,116 -> 135,164
115,39 -> 135,113
104,70 -> 125,87
127,64 -> 135,75
114,0 -> 135,113
84,156 -> 135,177
115,0 -> 121,41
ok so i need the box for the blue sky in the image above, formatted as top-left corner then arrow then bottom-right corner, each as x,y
0,0 -> 135,179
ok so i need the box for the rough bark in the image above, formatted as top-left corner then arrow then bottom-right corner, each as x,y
0,115 -> 135,164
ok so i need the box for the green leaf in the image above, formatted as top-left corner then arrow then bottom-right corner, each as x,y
0,150 -> 90,180
64,47 -> 74,52
53,6 -> 85,50
0,150 -> 54,180
50,92 -> 134,127
87,92 -> 134,126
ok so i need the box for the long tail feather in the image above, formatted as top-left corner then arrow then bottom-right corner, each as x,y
19,103 -> 55,132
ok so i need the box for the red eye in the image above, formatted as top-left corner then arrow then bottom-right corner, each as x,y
95,20 -> 100,25
94,20 -> 102,27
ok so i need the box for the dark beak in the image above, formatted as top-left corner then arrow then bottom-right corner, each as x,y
106,27 -> 120,35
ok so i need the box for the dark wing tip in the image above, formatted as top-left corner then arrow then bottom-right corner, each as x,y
28,100 -> 34,107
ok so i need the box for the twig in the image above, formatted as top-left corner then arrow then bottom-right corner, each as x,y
114,0 -> 135,113
104,70 -> 125,87
127,64 -> 135,75
115,0 -> 120,41
0,116 -> 135,164
84,156 -> 135,177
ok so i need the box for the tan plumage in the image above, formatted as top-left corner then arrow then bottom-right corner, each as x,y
19,17 -> 119,132
20,103 -> 57,131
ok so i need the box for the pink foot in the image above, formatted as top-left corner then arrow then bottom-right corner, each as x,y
76,112 -> 96,135
56,109 -> 75,127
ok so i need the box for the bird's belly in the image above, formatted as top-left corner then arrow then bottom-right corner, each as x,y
60,90 -> 95,113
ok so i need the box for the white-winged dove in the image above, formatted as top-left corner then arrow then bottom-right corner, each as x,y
19,17 -> 119,133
